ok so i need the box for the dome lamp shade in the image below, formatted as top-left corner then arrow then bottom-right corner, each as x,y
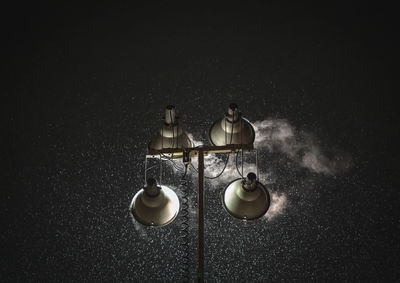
222,173 -> 270,220
209,103 -> 255,146
148,105 -> 193,152
130,178 -> 180,227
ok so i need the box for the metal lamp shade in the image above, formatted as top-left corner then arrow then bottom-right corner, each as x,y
148,125 -> 193,150
130,185 -> 180,227
149,105 -> 193,151
222,178 -> 270,220
209,103 -> 255,146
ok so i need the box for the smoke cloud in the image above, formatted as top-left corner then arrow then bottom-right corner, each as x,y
253,119 -> 352,175
264,191 -> 288,220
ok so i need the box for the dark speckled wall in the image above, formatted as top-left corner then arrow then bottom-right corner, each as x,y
1,2 -> 398,282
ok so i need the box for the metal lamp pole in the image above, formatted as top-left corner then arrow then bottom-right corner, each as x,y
198,149 -> 204,283
147,144 -> 253,282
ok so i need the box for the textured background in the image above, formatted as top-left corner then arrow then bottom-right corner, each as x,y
1,2 -> 398,281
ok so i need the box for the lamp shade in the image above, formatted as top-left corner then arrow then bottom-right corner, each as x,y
209,103 -> 255,146
130,178 -> 180,226
222,173 -> 270,220
148,105 -> 193,151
